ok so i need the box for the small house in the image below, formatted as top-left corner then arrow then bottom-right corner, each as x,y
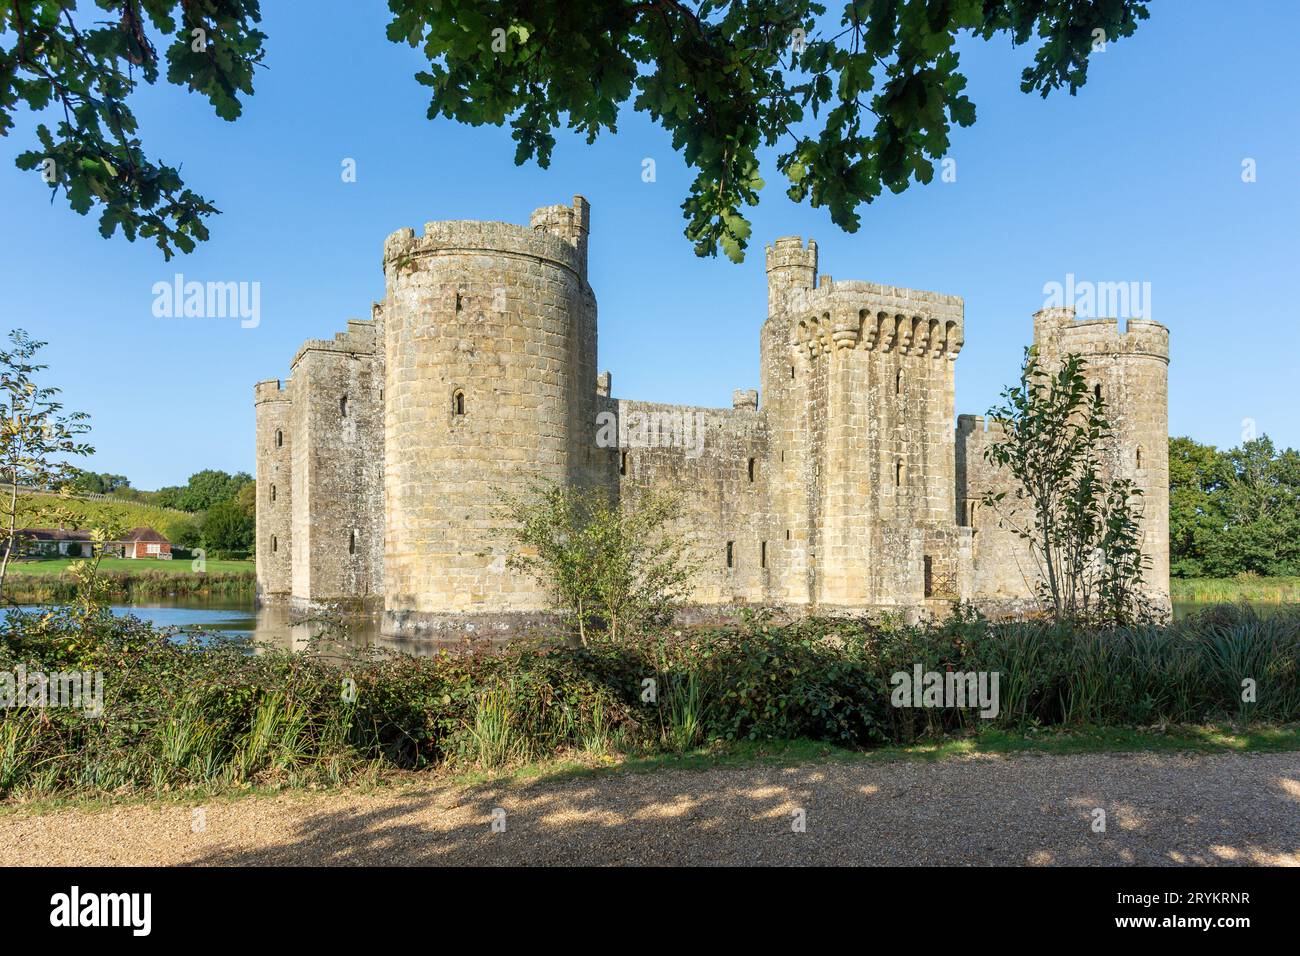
119,527 -> 172,559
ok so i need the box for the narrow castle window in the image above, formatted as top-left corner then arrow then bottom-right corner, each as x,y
1136,446 -> 1143,469
790,365 -> 796,380
620,451 -> 628,476
786,529 -> 791,541
747,458 -> 756,482
455,291 -> 463,313
270,484 -> 277,503
896,459 -> 904,487
896,370 -> 903,395
452,389 -> 465,416
760,541 -> 767,569
1094,383 -> 1102,401
340,394 -> 348,418
349,531 -> 356,555
271,536 -> 278,553
923,556 -> 934,598
726,541 -> 734,568
275,429 -> 283,448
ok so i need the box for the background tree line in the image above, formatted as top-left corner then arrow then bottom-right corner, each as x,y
68,467 -> 254,555
1170,435 -> 1300,578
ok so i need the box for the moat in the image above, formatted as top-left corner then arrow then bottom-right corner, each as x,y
20,595 -> 1270,656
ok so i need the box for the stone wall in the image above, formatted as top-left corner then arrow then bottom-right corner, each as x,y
612,396 -> 772,606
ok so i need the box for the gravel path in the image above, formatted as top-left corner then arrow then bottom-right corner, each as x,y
3,751 -> 1297,866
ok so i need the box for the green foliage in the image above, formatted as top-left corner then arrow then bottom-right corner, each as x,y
200,484 -> 254,552
493,481 -> 696,644
66,470 -> 130,495
0,330 -> 93,600
3,0 -> 267,258
983,348 -> 1150,624
1169,435 -> 1300,578
387,0 -> 1148,260
155,468 -> 252,513
2,601 -> 1297,800
7,3 -> 1147,261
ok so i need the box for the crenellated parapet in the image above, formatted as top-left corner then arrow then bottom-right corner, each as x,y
290,318 -> 380,371
254,378 -> 291,406
786,279 -> 965,361
382,202 -> 589,283
765,236 -> 818,314
1034,307 -> 1169,363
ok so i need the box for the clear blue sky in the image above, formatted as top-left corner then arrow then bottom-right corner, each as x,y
2,0 -> 1297,490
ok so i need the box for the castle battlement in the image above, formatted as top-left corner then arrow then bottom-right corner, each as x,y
789,295 -> 965,359
256,199 -> 1170,633
1034,307 -> 1170,362
382,203 -> 589,281
290,319 -> 379,371
254,379 -> 289,405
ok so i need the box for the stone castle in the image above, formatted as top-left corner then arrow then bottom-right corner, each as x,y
255,196 -> 1170,635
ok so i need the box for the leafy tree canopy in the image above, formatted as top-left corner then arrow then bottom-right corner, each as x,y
1169,435 -> 1300,578
154,467 -> 251,512
200,488 -> 253,551
67,469 -> 130,494
390,0 -> 1149,260
2,0 -> 267,259
5,1 -> 1148,261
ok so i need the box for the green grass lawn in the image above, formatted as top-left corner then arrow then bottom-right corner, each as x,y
479,723 -> 1300,786
1171,575 -> 1300,603
4,557 -> 254,577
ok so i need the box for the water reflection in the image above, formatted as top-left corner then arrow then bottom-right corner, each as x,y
96,596 -> 484,657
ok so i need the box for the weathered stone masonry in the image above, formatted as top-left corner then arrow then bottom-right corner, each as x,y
255,196 -> 1170,635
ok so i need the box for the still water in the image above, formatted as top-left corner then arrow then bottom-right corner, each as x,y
96,595 -> 401,656
53,595 -> 1259,656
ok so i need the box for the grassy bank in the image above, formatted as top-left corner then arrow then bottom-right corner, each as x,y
2,602 -> 1297,801
3,559 -> 255,603
1171,575 -> 1300,604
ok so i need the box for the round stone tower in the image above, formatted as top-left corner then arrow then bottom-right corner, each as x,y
1034,307 -> 1171,608
380,197 -> 598,635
